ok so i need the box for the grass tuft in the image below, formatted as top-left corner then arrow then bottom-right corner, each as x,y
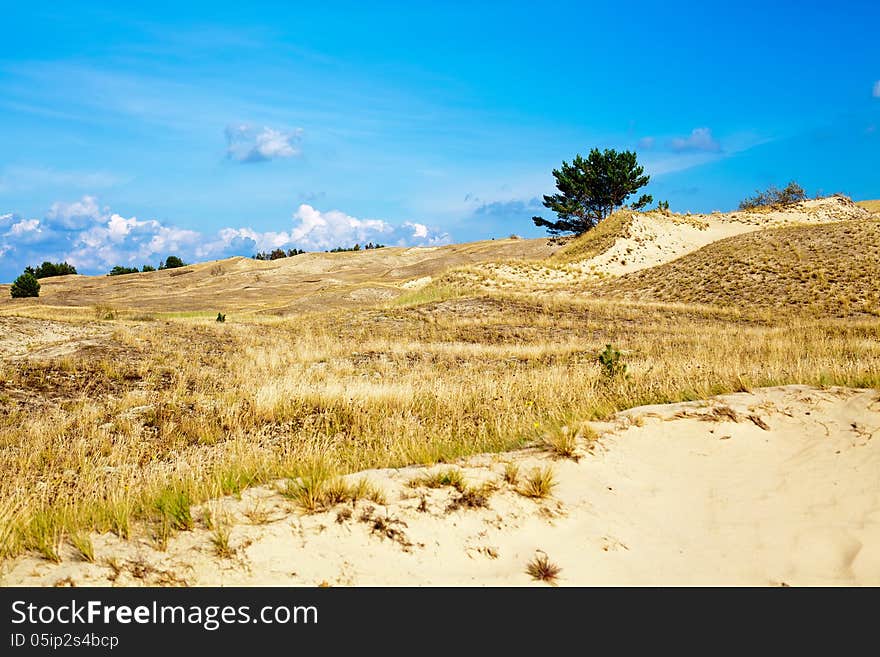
526,552 -> 562,584
518,466 -> 557,499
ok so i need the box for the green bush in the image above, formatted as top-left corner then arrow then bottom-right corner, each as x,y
598,344 -> 627,378
10,272 -> 41,298
159,256 -> 186,270
739,181 -> 807,211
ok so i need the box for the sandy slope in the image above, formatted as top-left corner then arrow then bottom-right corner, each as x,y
475,196 -> 872,288
5,385 -> 878,587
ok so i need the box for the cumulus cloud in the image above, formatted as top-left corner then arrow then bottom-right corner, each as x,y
225,124 -> 303,163
874,80 -> 880,98
670,127 -> 721,152
0,197 -> 450,282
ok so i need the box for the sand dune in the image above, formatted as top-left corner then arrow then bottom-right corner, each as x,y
471,196 -> 873,289
5,385 -> 878,587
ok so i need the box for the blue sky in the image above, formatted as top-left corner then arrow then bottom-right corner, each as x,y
1,1 -> 878,281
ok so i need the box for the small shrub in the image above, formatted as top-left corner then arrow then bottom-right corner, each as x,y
10,272 -> 40,298
526,553 -> 561,584
216,313 -> 226,322
739,181 -> 807,210
598,344 -> 627,378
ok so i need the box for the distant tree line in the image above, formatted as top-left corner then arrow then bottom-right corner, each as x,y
25,261 -> 78,278
106,256 -> 186,276
253,248 -> 306,261
251,243 -> 385,260
327,242 -> 385,253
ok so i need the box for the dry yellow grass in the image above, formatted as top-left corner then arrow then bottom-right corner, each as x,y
855,200 -> 880,216
596,220 -> 880,316
1,288 -> 879,560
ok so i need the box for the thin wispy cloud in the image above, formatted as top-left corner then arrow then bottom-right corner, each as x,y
225,124 -> 304,163
0,197 -> 449,281
670,127 -> 721,152
873,80 -> 880,98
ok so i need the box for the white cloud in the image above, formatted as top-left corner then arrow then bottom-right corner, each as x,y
225,124 -> 303,163
638,136 -> 655,149
874,80 -> 880,98
47,195 -> 104,229
405,222 -> 429,239
670,127 -> 721,152
9,218 -> 41,237
1,197 -> 450,281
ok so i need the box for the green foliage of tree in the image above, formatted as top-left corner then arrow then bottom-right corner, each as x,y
738,181 -> 807,211
141,265 -> 156,272
25,261 -> 77,278
533,148 -> 652,235
159,256 -> 186,270
10,272 -> 40,298
108,265 -> 140,276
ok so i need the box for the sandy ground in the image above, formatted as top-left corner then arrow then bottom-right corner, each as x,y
0,316 -> 110,360
4,384 -> 878,587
